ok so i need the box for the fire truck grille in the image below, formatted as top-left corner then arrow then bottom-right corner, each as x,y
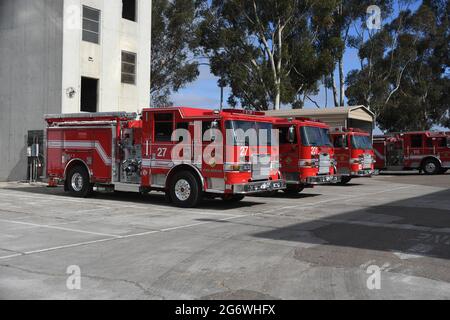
318,154 -> 331,175
363,154 -> 373,169
252,154 -> 271,181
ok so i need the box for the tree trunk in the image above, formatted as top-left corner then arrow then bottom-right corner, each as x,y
274,82 -> 281,110
331,71 -> 339,107
339,56 -> 345,107
274,20 -> 282,111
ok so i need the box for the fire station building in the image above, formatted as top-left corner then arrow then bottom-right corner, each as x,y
0,0 -> 152,181
266,106 -> 375,137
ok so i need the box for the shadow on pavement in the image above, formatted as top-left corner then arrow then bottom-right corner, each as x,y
3,185 -> 266,210
253,189 -> 450,262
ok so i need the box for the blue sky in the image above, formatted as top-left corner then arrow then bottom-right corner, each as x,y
170,1 -> 446,133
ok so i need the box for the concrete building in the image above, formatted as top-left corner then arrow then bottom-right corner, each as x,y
0,0 -> 152,181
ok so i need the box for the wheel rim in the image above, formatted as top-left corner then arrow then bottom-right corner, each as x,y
71,173 -> 84,192
174,179 -> 191,201
425,162 -> 436,173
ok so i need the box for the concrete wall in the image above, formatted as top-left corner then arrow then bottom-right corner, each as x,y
0,0 -> 64,181
62,0 -> 151,114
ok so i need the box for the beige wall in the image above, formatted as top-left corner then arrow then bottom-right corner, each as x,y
62,0 -> 151,114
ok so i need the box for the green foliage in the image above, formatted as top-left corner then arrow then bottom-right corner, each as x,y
198,0 -> 336,110
346,0 -> 449,132
151,0 -> 200,107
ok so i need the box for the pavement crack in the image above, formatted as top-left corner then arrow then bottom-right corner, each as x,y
0,263 -> 165,299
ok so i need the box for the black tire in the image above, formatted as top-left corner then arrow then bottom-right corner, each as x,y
422,158 -> 441,175
339,176 -> 352,185
283,185 -> 304,195
222,194 -> 245,202
66,165 -> 93,197
169,171 -> 202,208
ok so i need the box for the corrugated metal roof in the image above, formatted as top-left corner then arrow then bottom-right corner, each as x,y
265,106 -> 374,121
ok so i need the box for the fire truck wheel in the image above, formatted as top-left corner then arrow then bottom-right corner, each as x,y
222,194 -> 245,202
169,171 -> 202,208
67,165 -> 93,197
339,176 -> 352,185
283,185 -> 304,195
422,158 -> 441,175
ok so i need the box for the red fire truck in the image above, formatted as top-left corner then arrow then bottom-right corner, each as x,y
273,117 -> 339,194
45,107 -> 285,207
330,128 -> 375,184
373,131 -> 450,175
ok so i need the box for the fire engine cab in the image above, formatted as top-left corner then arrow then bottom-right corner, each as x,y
373,131 -> 450,175
45,107 -> 285,207
273,117 -> 339,194
330,128 -> 375,184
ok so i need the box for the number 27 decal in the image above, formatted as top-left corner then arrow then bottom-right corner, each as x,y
157,148 -> 168,157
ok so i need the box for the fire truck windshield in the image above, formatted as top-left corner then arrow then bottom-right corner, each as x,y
351,135 -> 372,149
300,126 -> 332,147
225,120 -> 273,146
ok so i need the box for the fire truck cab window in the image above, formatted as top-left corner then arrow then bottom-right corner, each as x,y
300,126 -> 332,147
426,138 -> 433,148
279,127 -> 297,144
351,135 -> 372,149
225,121 -> 273,146
177,122 -> 189,130
411,135 -> 423,148
154,113 -> 173,142
333,135 -> 347,148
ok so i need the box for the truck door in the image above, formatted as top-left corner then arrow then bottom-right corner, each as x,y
150,112 -> 176,186
200,120 -> 224,184
332,134 -> 349,175
408,134 -> 424,168
278,126 -> 299,181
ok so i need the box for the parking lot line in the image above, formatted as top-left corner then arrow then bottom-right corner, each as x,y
0,218 -> 121,238
263,185 -> 417,213
0,190 -> 151,210
0,212 -> 259,261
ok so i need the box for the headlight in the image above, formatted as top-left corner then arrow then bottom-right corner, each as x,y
271,162 -> 280,170
299,160 -> 318,167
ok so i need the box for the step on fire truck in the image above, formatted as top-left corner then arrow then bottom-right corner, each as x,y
373,131 -> 450,175
45,107 -> 285,207
330,128 -> 375,184
273,117 -> 340,194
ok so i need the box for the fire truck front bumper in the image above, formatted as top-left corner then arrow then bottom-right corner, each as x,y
351,169 -> 376,177
232,180 -> 286,194
303,175 -> 341,185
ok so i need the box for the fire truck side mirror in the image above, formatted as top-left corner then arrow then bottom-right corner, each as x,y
288,126 -> 295,144
210,121 -> 220,142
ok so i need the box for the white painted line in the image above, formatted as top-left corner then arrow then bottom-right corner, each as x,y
0,212 -> 259,261
3,237 -> 117,259
77,207 -> 112,214
0,190 -> 151,210
0,219 -> 120,238
264,185 -> 416,214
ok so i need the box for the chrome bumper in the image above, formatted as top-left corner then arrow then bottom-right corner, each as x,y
304,175 -> 340,185
351,169 -> 375,177
233,180 -> 286,194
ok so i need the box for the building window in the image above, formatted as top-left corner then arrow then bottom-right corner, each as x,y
121,51 -> 137,84
82,6 -> 100,44
80,77 -> 98,113
122,0 -> 137,22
